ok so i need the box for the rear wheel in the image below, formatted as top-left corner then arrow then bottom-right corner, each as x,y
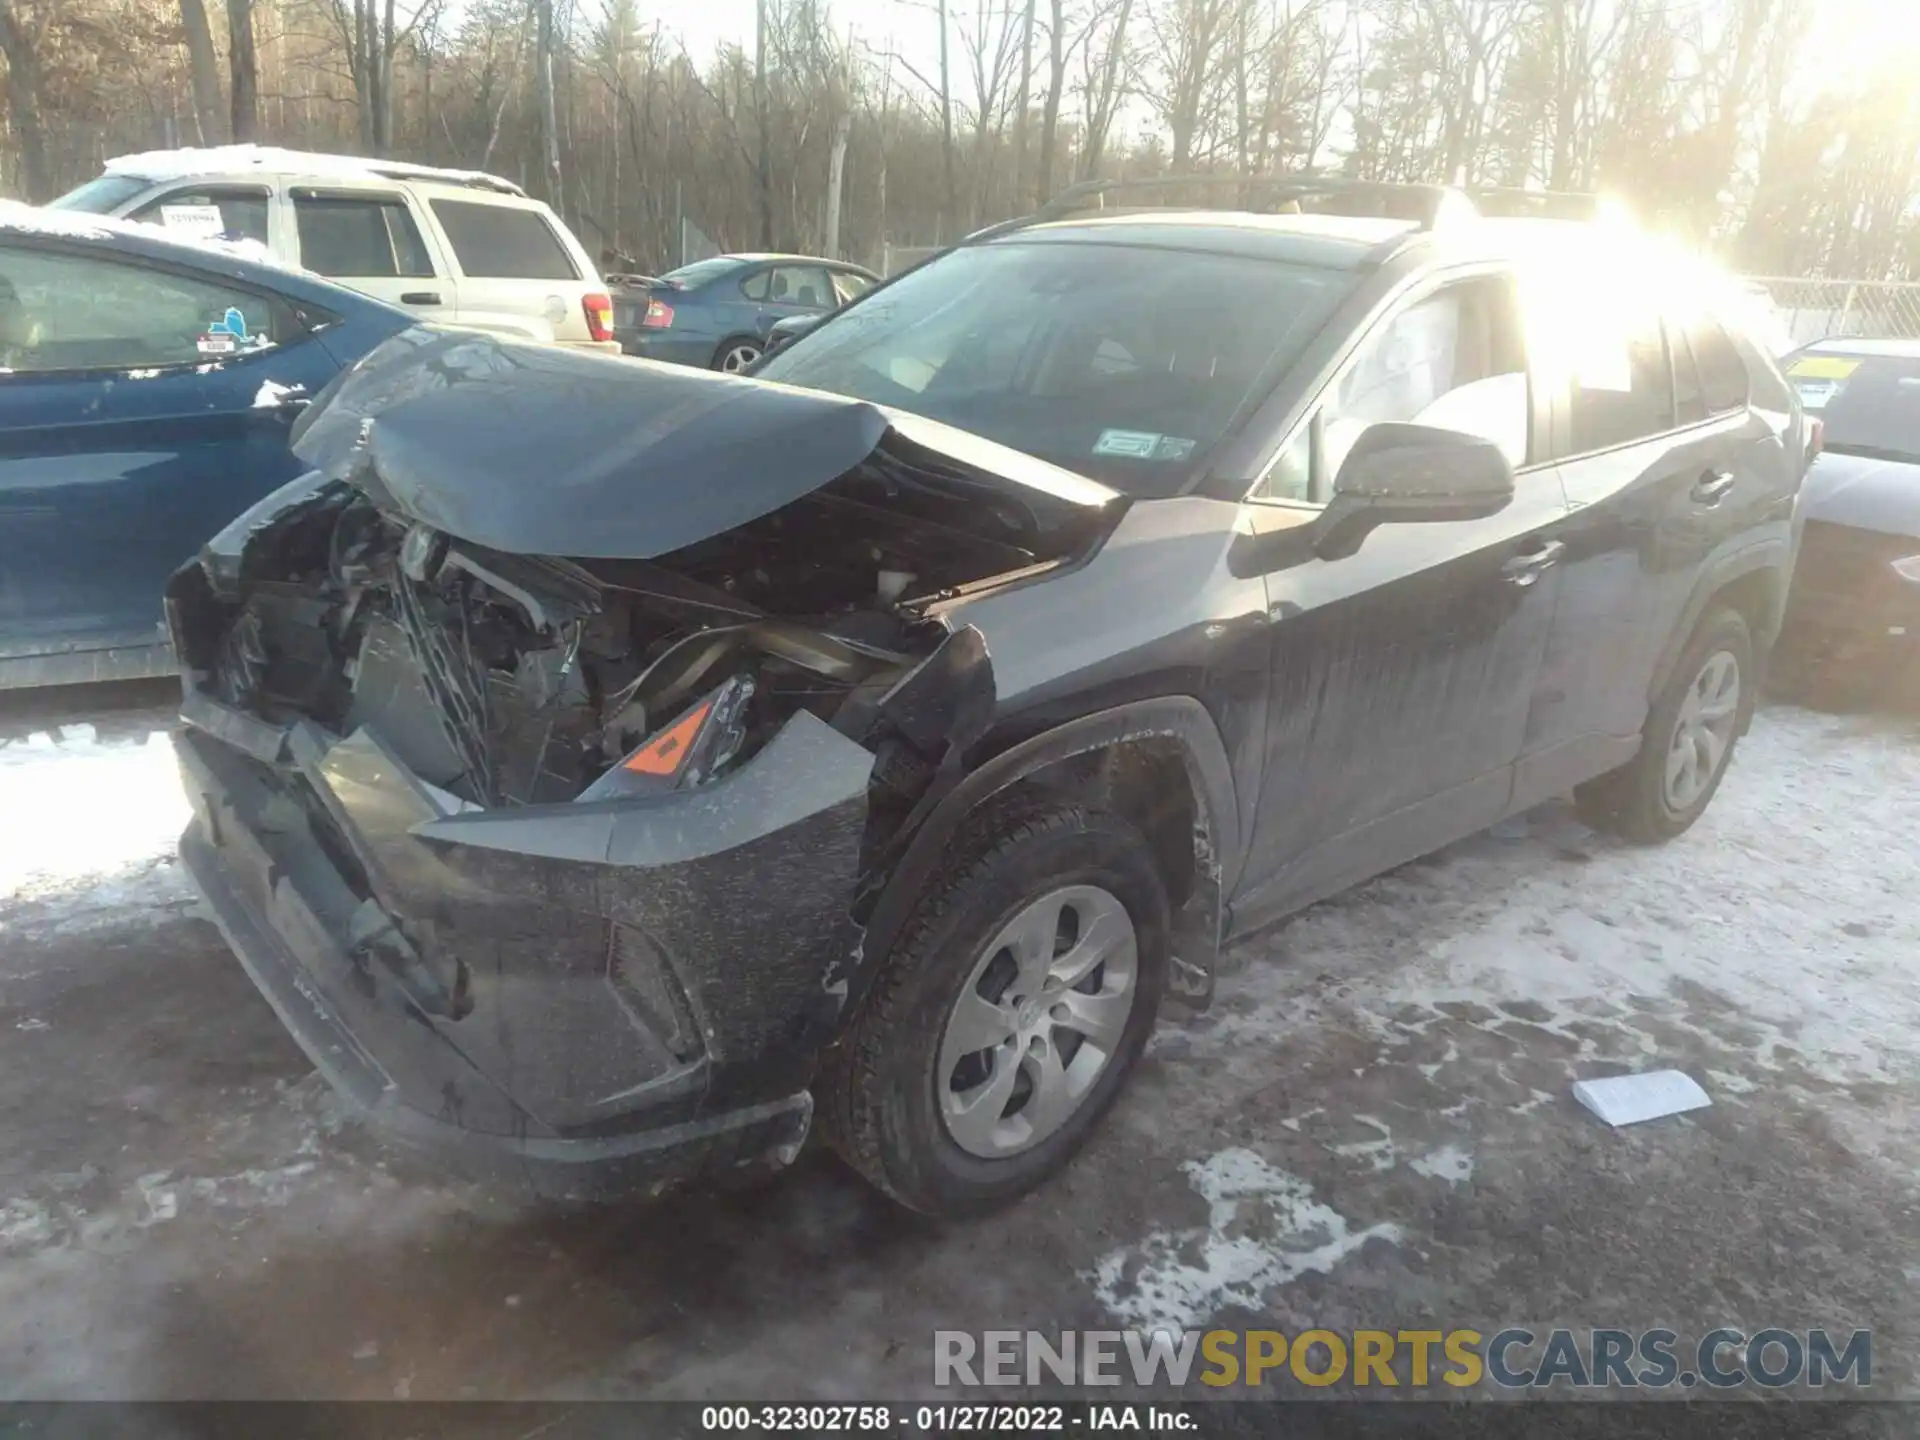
713,338 -> 763,372
1575,608 -> 1754,843
820,797 -> 1168,1216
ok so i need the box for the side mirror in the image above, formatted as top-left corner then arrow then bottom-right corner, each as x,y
1313,423 -> 1515,560
764,312 -> 825,357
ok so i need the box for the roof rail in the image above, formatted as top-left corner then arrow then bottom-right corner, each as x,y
102,145 -> 528,198
1469,188 -> 1604,221
1028,172 -> 1478,228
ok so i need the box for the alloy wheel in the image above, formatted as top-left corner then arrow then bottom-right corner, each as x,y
936,884 -> 1140,1159
719,343 -> 762,372
1662,648 -> 1741,813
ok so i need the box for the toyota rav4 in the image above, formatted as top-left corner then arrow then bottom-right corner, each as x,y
166,181 -> 1810,1216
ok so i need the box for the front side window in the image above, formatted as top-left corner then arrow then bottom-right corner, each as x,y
1304,276 -> 1529,498
293,193 -> 434,278
755,239 -> 1351,497
430,200 -> 579,280
128,187 -> 270,245
0,244 -> 296,373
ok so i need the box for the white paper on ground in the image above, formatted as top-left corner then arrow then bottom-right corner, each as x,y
1572,1070 -> 1712,1128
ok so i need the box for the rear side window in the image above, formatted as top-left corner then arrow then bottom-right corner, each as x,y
1688,317 -> 1749,413
1669,322 -> 1706,426
833,271 -> 874,304
763,266 -> 834,307
1568,302 -> 1673,453
294,194 -> 434,278
0,243 -> 297,373
128,187 -> 270,246
430,200 -> 579,280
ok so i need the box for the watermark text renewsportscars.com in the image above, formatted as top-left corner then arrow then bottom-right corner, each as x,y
933,1328 -> 1871,1391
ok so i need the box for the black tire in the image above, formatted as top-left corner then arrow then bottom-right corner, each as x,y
819,795 -> 1169,1216
712,336 -> 763,372
1575,607 -> 1755,844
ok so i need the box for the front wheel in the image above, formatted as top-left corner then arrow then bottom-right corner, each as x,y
1575,607 -> 1755,843
820,797 -> 1169,1216
713,338 -> 763,372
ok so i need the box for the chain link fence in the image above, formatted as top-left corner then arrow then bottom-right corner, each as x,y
1741,277 -> 1920,347
880,244 -> 943,276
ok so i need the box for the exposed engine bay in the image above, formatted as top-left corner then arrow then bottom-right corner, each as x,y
173,449 -> 1107,819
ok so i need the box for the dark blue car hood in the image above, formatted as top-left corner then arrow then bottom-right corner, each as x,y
291,327 -> 1118,560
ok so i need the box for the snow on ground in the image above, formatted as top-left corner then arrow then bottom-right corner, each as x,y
1092,704 -> 1920,1333
1212,704 -> 1920,1090
5,696 -> 1920,1364
0,714 -> 193,939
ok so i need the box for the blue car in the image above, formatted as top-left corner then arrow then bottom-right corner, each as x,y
0,206 -> 414,689
613,253 -> 878,372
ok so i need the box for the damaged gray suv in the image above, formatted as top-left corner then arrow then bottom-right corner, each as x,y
168,181 -> 1808,1215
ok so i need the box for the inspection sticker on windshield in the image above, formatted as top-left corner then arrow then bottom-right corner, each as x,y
1095,429 -> 1196,461
1788,356 -> 1861,411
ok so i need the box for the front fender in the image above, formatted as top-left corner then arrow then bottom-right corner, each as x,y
856,696 -> 1240,1013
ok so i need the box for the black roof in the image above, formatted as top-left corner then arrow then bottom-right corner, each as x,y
981,210 -> 1419,270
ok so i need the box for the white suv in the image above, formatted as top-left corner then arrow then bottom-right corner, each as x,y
49,145 -> 615,351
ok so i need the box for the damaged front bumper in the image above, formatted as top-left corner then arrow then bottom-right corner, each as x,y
173,691 -> 874,1201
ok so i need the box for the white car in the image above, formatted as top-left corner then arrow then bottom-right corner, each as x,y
49,145 -> 615,351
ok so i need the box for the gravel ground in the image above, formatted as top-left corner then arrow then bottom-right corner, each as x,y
1,681 -> 1917,1402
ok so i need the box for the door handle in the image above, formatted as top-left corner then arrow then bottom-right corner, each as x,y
400,291 -> 442,306
1692,469 -> 1736,506
1501,539 -> 1565,587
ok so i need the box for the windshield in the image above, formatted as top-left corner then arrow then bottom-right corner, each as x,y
1789,351 -> 1920,464
660,256 -> 746,289
47,173 -> 153,214
753,240 -> 1351,496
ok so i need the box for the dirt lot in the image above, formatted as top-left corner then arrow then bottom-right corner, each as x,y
2,681 -> 1918,1401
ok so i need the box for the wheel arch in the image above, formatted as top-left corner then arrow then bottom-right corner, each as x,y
712,333 -> 764,369
856,697 -> 1240,1015
1647,539 -> 1791,717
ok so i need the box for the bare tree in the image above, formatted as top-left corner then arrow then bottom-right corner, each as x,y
3,0 -> 1917,284
1149,0 -> 1232,166
178,0 -> 225,144
0,0 -> 50,198
536,0 -> 560,196
1012,0 -> 1036,204
938,0 -> 957,235
230,0 -> 260,142
1036,0 -> 1067,198
1077,0 -> 1134,180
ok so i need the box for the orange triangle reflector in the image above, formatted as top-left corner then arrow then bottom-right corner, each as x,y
624,700 -> 711,775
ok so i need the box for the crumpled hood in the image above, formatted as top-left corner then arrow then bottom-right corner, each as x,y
1801,451 -> 1920,537
291,326 -> 1119,559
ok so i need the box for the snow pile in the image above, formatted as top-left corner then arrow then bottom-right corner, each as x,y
1204,707 -> 1920,1092
102,144 -> 523,196
1089,1147 -> 1403,1333
0,720 -> 193,935
1,200 -> 282,271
